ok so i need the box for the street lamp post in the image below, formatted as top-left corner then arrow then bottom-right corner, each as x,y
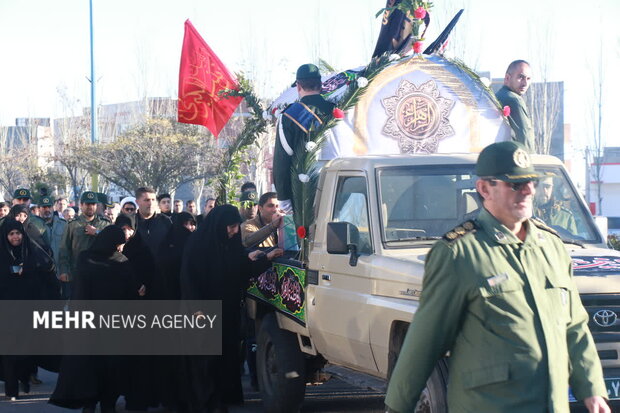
89,0 -> 99,192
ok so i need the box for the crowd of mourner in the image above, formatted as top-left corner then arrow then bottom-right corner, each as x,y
0,182 -> 285,413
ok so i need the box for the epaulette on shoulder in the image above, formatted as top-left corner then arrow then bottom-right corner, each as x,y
443,220 -> 477,242
530,217 -> 560,238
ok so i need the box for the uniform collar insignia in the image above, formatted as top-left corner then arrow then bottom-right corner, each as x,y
477,208 -> 520,245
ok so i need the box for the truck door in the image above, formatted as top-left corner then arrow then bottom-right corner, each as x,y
308,173 -> 378,373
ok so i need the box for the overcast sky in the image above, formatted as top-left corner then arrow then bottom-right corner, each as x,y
1,0 -> 618,163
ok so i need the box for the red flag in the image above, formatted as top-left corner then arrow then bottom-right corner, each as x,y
178,19 -> 242,137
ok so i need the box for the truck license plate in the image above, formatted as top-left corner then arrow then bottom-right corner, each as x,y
569,378 -> 620,402
606,378 -> 620,400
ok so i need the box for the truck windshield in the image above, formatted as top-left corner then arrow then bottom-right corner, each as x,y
377,164 -> 601,245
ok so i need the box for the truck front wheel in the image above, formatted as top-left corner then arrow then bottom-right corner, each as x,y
256,312 -> 306,413
414,358 -> 449,413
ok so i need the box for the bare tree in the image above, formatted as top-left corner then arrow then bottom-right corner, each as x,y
54,86 -> 93,202
587,40 -> 605,215
525,23 -> 562,155
86,118 -> 223,194
0,149 -> 27,198
52,136 -> 91,204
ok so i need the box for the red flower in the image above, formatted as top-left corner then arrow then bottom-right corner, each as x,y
413,7 -> 426,19
297,226 -> 306,239
413,41 -> 424,54
333,108 -> 345,119
503,105 -> 511,117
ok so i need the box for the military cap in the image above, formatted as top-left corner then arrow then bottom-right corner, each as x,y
13,188 -> 31,200
296,63 -> 321,80
292,63 -> 321,86
80,191 -> 98,204
476,141 -> 543,183
39,196 -> 54,207
97,192 -> 114,208
240,190 -> 258,204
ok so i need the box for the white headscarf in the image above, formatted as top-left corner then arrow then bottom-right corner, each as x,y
119,196 -> 137,209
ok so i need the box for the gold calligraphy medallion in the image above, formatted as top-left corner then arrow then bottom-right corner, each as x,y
381,79 -> 455,153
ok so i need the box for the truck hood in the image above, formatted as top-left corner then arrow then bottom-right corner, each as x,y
373,246 -> 620,297
370,247 -> 431,300
568,247 -> 620,294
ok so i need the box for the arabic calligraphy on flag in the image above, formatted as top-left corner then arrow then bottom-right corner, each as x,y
177,19 -> 242,137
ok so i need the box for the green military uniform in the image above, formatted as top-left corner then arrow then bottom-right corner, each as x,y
8,188 -> 51,252
58,192 -> 110,281
496,85 -> 535,153
273,64 -> 334,202
385,141 -> 606,413
535,201 -> 578,236
27,214 -> 51,251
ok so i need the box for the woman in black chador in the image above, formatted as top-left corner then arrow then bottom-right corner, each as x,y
0,218 -> 58,400
180,205 -> 281,413
143,211 -> 197,411
156,211 -> 196,300
114,213 -> 160,411
7,204 -> 50,254
49,225 -> 140,413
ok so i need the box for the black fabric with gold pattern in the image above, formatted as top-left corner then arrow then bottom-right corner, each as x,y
442,220 -> 477,242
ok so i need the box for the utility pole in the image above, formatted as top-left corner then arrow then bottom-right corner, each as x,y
89,0 -> 99,192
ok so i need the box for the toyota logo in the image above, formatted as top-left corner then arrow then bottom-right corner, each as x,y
593,310 -> 617,328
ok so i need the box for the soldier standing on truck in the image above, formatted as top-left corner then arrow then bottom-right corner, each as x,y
385,141 -> 610,413
272,63 -> 334,214
495,60 -> 536,153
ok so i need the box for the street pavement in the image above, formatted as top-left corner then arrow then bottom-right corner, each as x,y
0,368 -> 386,412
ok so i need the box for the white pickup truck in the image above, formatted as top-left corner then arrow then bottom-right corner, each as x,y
247,153 -> 620,412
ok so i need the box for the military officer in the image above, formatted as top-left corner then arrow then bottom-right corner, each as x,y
495,60 -> 536,153
58,191 -> 111,299
239,190 -> 259,221
534,176 -> 577,235
39,196 -> 67,276
385,141 -> 609,413
11,188 -> 32,206
272,63 -> 334,214
8,188 -> 51,251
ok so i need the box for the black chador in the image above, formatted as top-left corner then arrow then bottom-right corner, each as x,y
180,205 -> 271,413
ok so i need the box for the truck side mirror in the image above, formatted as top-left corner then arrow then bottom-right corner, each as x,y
327,222 -> 360,266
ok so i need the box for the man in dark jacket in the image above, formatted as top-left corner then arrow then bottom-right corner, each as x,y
135,187 -> 172,257
272,63 -> 334,214
157,193 -> 172,217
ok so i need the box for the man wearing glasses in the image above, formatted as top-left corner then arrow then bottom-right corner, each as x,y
385,141 -> 609,413
120,197 -> 137,216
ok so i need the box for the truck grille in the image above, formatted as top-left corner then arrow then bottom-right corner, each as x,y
580,294 -> 620,335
